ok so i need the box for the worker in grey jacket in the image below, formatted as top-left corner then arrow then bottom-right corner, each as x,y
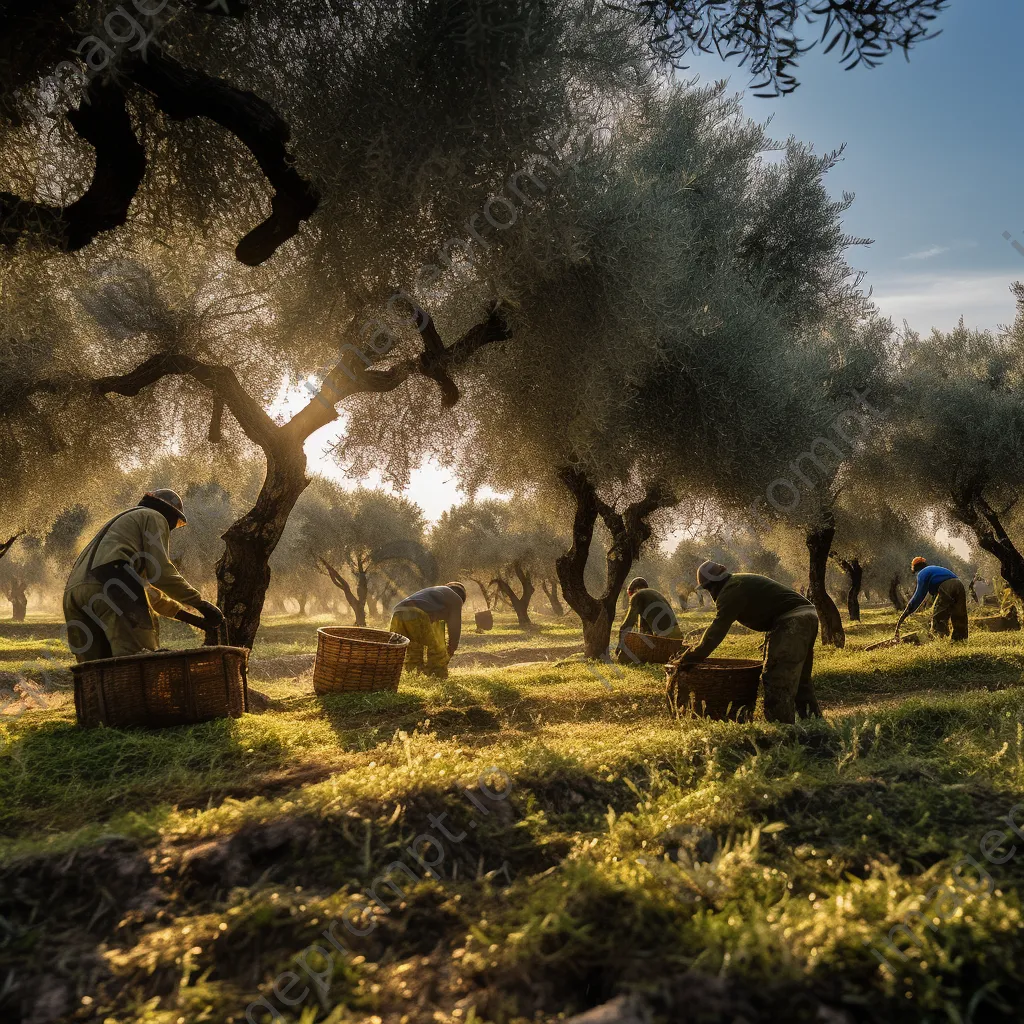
389,583 -> 466,678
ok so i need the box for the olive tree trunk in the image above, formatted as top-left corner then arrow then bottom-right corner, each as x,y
494,563 -> 535,628
216,447 -> 309,650
9,580 -> 27,622
832,555 -> 863,622
319,557 -> 369,627
806,517 -> 846,648
888,574 -> 905,611
541,578 -> 566,616
953,493 -> 1024,604
555,467 -> 674,659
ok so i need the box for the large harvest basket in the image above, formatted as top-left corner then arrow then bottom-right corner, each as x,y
313,626 -> 410,695
622,630 -> 687,665
665,656 -> 762,722
72,646 -> 249,729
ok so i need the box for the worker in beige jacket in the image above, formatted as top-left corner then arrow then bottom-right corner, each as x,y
63,489 -> 223,662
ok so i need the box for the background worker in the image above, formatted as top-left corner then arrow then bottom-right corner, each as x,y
895,557 -> 969,641
615,576 -> 682,661
677,560 -> 822,724
390,582 -> 467,678
63,489 -> 224,662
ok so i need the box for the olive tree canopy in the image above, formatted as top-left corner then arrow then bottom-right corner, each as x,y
338,81 -> 877,655
878,287 -> 1024,602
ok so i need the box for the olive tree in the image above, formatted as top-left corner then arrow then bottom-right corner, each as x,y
338,80 -> 873,657
878,291 -> 1024,603
6,1 -> 656,648
291,480 -> 428,627
430,498 -> 564,627
0,537 -> 46,621
0,1 -> 945,269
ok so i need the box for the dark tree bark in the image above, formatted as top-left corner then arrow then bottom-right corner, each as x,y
952,491 -> 1024,604
128,47 -> 319,266
888,574 -> 905,612
0,4 -> 313,264
555,468 -> 674,659
7,580 -> 27,622
493,562 -> 535,628
297,592 -> 308,616
0,532 -> 23,562
319,558 -> 368,627
832,555 -> 863,622
541,578 -> 566,616
89,307 -> 509,648
806,516 -> 845,648
468,575 -> 493,609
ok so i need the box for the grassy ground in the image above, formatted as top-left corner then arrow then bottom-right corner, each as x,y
3,606 -> 1024,1023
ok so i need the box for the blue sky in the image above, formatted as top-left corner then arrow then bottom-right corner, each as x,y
682,0 -> 1024,333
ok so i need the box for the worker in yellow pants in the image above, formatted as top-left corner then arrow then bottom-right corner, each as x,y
388,583 -> 467,679
391,607 -> 449,674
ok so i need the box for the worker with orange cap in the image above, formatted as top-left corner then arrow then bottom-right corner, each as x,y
895,557 -> 968,642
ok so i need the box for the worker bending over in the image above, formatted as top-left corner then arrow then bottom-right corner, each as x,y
615,577 -> 683,660
895,557 -> 968,642
677,560 -> 822,724
389,582 -> 467,678
63,489 -> 223,662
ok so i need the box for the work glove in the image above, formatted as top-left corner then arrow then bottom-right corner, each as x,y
194,599 -> 225,629
174,609 -> 207,629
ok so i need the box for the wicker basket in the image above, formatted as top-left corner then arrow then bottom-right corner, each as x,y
72,646 -> 249,729
313,626 -> 410,695
665,656 -> 762,722
622,630 -> 687,665
475,610 -> 494,632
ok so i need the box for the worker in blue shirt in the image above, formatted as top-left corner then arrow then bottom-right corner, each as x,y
895,557 -> 968,642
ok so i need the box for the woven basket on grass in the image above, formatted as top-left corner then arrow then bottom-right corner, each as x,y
313,626 -> 410,695
72,646 -> 249,729
622,630 -> 687,665
665,656 -> 762,722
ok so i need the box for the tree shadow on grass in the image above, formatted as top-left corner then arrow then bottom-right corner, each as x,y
0,712 -> 306,842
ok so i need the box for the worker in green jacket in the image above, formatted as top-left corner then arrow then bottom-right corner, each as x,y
63,489 -> 223,662
677,560 -> 822,724
615,577 -> 683,661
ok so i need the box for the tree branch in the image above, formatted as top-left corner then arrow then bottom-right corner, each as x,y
285,304 -> 511,444
318,556 -> 357,608
128,46 -> 320,266
90,352 -> 283,452
0,531 -> 24,562
1,77 -> 145,252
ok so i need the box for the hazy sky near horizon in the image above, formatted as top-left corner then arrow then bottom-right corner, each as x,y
681,0 -> 1024,334
311,2 -> 1024,521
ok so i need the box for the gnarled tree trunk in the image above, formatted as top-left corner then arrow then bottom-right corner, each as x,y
8,580 -> 28,622
541,578 -> 566,616
832,555 -> 863,622
952,492 -> 1024,604
806,516 -> 845,648
217,447 -> 308,649
888,574 -> 905,611
555,467 -> 674,659
319,557 -> 368,627
493,562 -> 535,628
469,575 -> 494,609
